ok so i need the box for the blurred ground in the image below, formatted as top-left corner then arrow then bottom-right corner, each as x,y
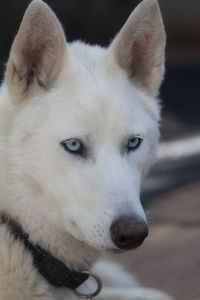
111,180 -> 200,300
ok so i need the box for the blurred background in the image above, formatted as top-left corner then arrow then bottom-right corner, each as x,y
0,1 -> 199,299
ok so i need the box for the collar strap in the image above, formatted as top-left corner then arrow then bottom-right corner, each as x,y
0,213 -> 89,290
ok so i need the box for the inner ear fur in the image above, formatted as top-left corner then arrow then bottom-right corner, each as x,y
6,0 -> 67,102
109,0 -> 166,97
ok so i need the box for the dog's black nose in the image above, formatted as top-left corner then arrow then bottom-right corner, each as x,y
110,216 -> 148,250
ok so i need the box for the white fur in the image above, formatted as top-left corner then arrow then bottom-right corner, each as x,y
0,0 -> 172,299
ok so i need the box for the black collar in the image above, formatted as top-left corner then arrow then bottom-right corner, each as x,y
0,213 -> 89,290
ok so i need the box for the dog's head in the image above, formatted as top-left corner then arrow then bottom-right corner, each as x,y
4,0 -> 165,252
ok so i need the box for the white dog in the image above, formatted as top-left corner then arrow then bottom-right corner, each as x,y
0,0 -> 172,299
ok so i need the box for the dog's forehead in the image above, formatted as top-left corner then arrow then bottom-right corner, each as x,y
47,42 -> 159,137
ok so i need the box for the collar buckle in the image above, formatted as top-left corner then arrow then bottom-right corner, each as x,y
74,271 -> 102,299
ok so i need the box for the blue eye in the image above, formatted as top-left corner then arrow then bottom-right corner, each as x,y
61,139 -> 83,154
128,137 -> 142,151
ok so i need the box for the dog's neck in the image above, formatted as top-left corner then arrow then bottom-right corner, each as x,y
0,173 -> 99,272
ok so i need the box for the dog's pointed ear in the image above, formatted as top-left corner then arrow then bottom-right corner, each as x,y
108,0 -> 166,97
6,0 -> 67,102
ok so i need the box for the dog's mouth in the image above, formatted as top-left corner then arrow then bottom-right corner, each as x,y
106,248 -> 127,254
105,246 -> 142,254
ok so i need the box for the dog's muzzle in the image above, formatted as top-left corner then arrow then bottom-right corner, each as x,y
110,216 -> 148,250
